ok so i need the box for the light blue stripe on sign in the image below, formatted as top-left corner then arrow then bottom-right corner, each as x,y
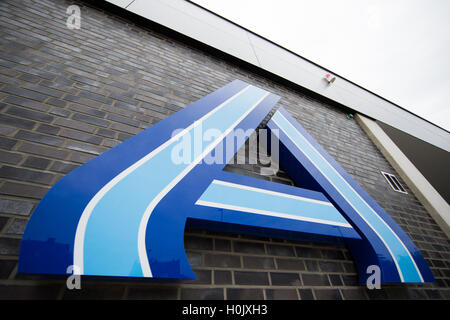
196,180 -> 352,228
81,85 -> 269,277
270,111 -> 422,282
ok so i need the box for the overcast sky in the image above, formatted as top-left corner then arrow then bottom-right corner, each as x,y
192,0 -> 450,132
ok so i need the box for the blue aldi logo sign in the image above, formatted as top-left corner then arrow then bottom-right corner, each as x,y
18,80 -> 434,284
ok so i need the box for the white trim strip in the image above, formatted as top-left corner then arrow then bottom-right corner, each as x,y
138,91 -> 270,277
272,111 -> 423,282
210,179 -> 334,206
73,85 -> 252,275
195,200 -> 352,228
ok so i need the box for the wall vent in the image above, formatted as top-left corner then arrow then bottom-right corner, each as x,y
381,171 -> 407,194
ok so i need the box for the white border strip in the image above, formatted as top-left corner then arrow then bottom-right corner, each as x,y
195,200 -> 352,228
210,179 -> 333,206
272,111 -> 423,282
73,85 -> 252,275
137,91 -> 270,277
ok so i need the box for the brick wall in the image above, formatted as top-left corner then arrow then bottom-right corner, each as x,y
0,0 -> 448,300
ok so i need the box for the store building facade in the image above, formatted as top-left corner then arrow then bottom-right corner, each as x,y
0,0 -> 448,299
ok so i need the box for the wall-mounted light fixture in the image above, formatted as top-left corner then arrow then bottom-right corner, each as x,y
325,73 -> 336,84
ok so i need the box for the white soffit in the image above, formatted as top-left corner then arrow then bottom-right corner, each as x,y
105,0 -> 450,152
106,0 -> 134,8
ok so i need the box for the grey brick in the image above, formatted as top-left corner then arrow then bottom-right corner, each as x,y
107,81 -> 129,91
72,113 -> 110,127
3,96 -> 50,112
0,237 -> 21,255
117,132 -> 133,141
270,272 -> 301,286
181,288 -> 223,300
0,137 -> 18,150
214,270 -> 232,284
5,218 -> 27,235
425,289 -> 442,299
328,274 -> 344,286
6,106 -> 53,123
109,93 -> 139,106
340,288 -> 368,300
276,258 -> 305,271
321,249 -> 346,260
0,181 -> 49,199
49,161 -> 78,174
21,83 -> 64,98
96,128 -> 116,139
15,130 -> 64,147
341,274 -> 359,286
23,156 -> 51,170
319,261 -> 344,272
135,113 -> 152,124
0,217 -> 8,231
204,254 -> 241,268
366,289 -> 388,300
69,151 -> 95,164
110,122 -> 141,135
165,103 -> 182,112
267,244 -> 295,257
0,198 -> 34,216
0,114 -> 35,130
214,239 -> 231,252
14,66 -> 56,81
314,289 -> 342,300
298,289 -> 315,300
140,102 -> 167,114
185,236 -> 213,250
78,91 -> 113,105
234,271 -> 269,285
304,261 -> 319,273
59,129 -> 102,145
103,139 -> 119,148
50,108 -> 71,118
0,85 -> 47,102
0,124 -> 16,136
0,260 -> 16,279
46,98 -> 67,108
301,273 -> 330,286
54,117 -> 96,133
64,94 -> 103,109
266,289 -> 298,300
70,75 -> 102,88
18,73 -> 41,83
186,252 -> 202,267
36,124 -> 60,135
68,103 -> 106,118
0,165 -> 54,185
227,288 -> 264,300
64,140 -> 107,155
233,241 -> 265,254
0,53 -> 32,66
184,269 -> 211,285
18,142 -> 69,160
406,288 -> 428,299
243,256 -> 274,269
295,246 -> 322,258
107,113 -> 139,127
0,150 -> 23,165
342,262 -> 357,273
385,287 -> 411,299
